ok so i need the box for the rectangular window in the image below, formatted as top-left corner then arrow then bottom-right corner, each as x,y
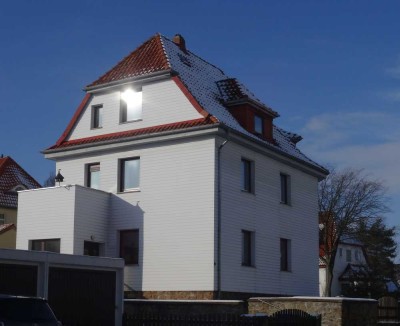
280,173 -> 290,204
120,89 -> 142,122
84,241 -> 101,256
119,158 -> 140,192
31,239 -> 60,253
346,249 -> 352,262
280,238 -> 291,271
254,115 -> 263,134
242,230 -> 255,266
87,163 -> 100,190
91,105 -> 103,129
119,230 -> 139,265
241,158 -> 254,193
0,214 -> 4,225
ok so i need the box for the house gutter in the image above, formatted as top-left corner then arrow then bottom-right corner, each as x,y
217,136 -> 229,299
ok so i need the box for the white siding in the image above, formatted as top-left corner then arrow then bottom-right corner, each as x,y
67,79 -> 204,140
54,136 -> 216,291
17,187 -> 76,253
73,186 -> 110,255
219,140 -> 319,296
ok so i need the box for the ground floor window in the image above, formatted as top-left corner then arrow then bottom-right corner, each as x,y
84,241 -> 101,256
119,229 -> 139,265
31,239 -> 60,253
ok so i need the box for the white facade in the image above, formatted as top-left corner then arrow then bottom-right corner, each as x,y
17,34 -> 327,298
319,242 -> 368,296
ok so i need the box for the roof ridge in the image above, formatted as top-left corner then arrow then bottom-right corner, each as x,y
87,33 -> 170,88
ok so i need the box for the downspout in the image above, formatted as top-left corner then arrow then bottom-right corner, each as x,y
217,138 -> 229,299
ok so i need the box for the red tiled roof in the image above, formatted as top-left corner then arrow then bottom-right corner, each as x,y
87,34 -> 171,88
0,223 -> 15,235
48,118 -> 217,150
0,157 -> 41,208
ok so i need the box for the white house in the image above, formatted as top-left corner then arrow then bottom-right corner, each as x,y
319,239 -> 369,297
17,33 -> 328,299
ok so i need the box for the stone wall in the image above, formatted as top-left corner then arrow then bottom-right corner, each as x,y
248,297 -> 377,326
124,299 -> 247,315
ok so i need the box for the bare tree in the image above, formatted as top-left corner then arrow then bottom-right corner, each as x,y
43,171 -> 56,187
319,168 -> 389,297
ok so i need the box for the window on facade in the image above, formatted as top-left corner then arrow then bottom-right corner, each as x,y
31,239 -> 60,253
84,241 -> 101,256
241,158 -> 254,193
254,114 -> 263,135
119,230 -> 139,265
346,249 -> 352,262
0,214 -> 4,225
92,105 -> 103,129
87,163 -> 100,190
119,158 -> 140,192
242,230 -> 255,267
280,173 -> 290,204
280,238 -> 291,271
120,89 -> 142,122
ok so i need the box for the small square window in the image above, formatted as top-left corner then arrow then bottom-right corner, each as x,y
241,158 -> 254,193
120,89 -> 142,122
120,230 -> 139,265
280,173 -> 291,204
120,158 -> 140,192
242,230 -> 255,267
84,241 -> 101,256
31,239 -> 60,253
92,105 -> 103,129
254,115 -> 263,135
280,238 -> 291,271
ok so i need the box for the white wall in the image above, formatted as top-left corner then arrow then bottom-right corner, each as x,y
73,186 -> 110,255
17,187 -> 76,253
67,79 -> 204,141
54,136 -> 216,292
219,139 -> 320,296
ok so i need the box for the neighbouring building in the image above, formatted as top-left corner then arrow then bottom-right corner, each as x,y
17,33 -> 328,299
319,238 -> 369,297
0,156 -> 41,248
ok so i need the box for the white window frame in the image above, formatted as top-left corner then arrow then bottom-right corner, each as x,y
280,173 -> 291,205
241,158 -> 254,193
91,104 -> 103,129
119,157 -> 140,192
242,230 -> 255,267
120,89 -> 143,123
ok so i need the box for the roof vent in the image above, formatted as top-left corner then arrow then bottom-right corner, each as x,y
173,34 -> 187,53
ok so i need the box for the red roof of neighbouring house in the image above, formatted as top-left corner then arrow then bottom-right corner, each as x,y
0,223 -> 15,235
46,33 -> 328,175
0,157 -> 41,208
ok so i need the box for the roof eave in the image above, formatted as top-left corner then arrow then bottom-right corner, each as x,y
84,69 -> 174,93
42,122 -> 220,155
219,124 -> 329,179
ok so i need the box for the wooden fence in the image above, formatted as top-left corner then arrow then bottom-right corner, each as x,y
123,309 -> 321,326
378,296 -> 400,323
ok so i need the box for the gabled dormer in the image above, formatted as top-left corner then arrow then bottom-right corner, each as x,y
216,78 -> 279,142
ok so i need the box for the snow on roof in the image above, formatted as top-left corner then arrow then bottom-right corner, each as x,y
53,34 -> 327,174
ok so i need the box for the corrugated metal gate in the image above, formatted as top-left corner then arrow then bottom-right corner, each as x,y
0,263 -> 37,296
48,267 -> 116,326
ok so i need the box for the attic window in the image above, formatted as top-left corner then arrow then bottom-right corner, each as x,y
120,89 -> 142,122
12,185 -> 26,192
178,53 -> 191,67
254,115 -> 263,135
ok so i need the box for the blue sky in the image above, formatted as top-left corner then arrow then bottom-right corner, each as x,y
1,1 -> 399,258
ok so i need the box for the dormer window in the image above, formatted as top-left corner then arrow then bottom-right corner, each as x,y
254,115 -> 263,135
120,89 -> 142,123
